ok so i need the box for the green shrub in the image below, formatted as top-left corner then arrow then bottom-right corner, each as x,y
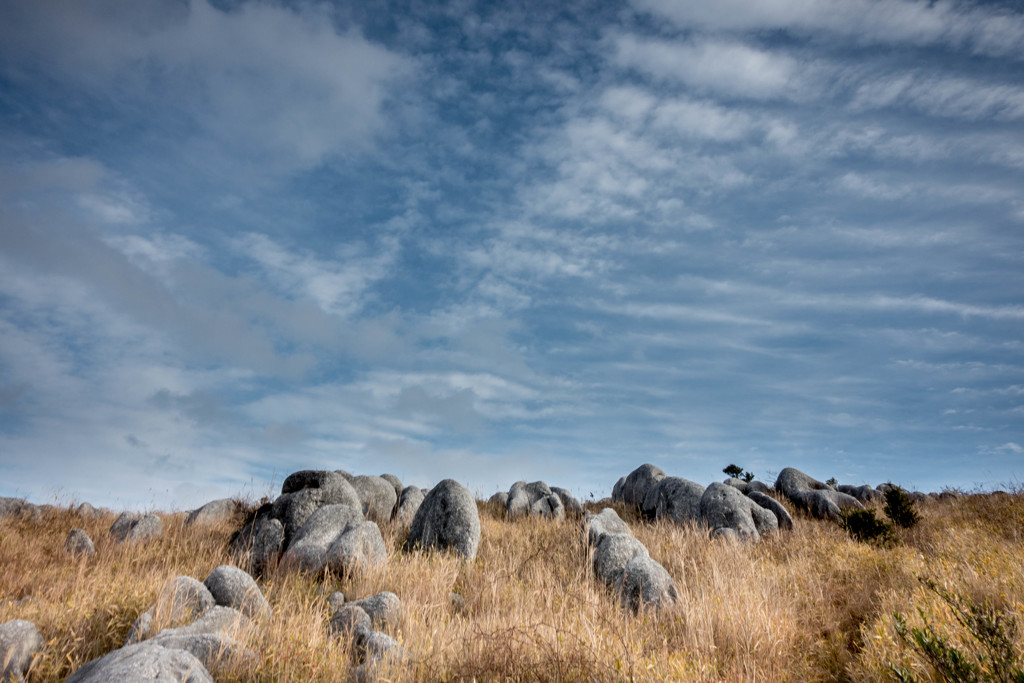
826,477 -> 838,487
723,464 -> 744,479
890,579 -> 1024,682
841,508 -> 896,545
884,485 -> 921,529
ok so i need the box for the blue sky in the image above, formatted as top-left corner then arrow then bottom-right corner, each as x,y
1,0 -> 1022,509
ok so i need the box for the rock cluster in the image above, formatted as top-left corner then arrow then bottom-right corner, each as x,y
774,468 -> 864,521
230,470 -> 401,575
583,508 -> 678,613
493,480 -> 582,519
328,591 -> 406,681
68,565 -> 266,682
611,464 -> 792,541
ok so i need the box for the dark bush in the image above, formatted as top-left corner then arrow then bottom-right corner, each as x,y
841,508 -> 896,545
884,484 -> 920,529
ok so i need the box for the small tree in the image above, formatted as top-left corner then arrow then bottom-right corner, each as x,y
723,464 -> 744,479
841,508 -> 896,546
884,484 -> 920,529
742,470 -> 755,483
826,477 -> 838,488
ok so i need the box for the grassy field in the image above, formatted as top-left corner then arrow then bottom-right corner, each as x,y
1,489 -> 1022,681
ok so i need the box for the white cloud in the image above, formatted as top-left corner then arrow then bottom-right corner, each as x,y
850,72 -> 1024,120
613,34 -> 798,99
0,0 -> 411,171
630,0 -> 1024,57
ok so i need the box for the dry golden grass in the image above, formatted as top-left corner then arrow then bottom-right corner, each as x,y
2,491 -> 1023,681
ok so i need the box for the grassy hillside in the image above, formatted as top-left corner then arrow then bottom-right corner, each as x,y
1,491 -> 1022,681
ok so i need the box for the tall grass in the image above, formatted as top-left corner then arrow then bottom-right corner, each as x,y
1,491 -> 1022,681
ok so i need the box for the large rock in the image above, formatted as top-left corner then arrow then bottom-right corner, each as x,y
611,477 -> 626,502
723,477 -> 748,493
273,470 -> 361,543
745,480 -> 772,495
204,565 -> 270,620
700,483 -> 778,542
619,464 -> 666,508
506,481 -> 564,520
111,513 -> 162,544
351,475 -> 399,524
126,576 -> 216,645
582,508 -> 631,547
0,619 -> 43,681
185,499 -> 237,527
64,642 -> 214,683
324,522 -> 388,574
775,467 -> 864,521
644,477 -> 705,525
379,474 -> 403,500
65,529 -> 96,558
746,491 -> 794,531
110,512 -> 141,542
617,555 -> 678,613
0,498 -> 40,521
347,592 -> 401,632
551,487 -> 583,517
229,513 -> 284,576
487,491 -> 508,510
592,533 -> 648,588
837,484 -> 881,504
329,604 -> 372,640
405,479 -> 481,561
128,514 -> 164,543
281,504 -> 364,572
395,487 -> 425,527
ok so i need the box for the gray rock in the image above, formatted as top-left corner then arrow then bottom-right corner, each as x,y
203,565 -> 270,620
395,487 -> 425,527
273,471 -> 362,543
64,642 -> 214,683
611,476 -> 626,502
328,592 -> 346,613
329,604 -> 371,640
745,480 -> 772,495
405,479 -> 481,561
325,522 -> 388,574
723,477 -> 748,493
837,484 -> 881,504
334,469 -> 356,483
583,508 -> 632,547
619,464 -> 666,508
507,481 -> 564,519
147,633 -> 254,672
616,555 -> 678,613
156,576 -> 217,625
230,515 -> 284,576
185,499 -> 237,527
0,619 -> 43,681
282,504 -> 364,572
700,483 -> 778,542
126,608 -> 155,645
151,606 -> 250,642
361,630 -> 404,665
551,487 -> 583,517
348,592 -> 401,632
746,491 -> 794,531
351,475 -> 399,524
379,474 -> 403,500
65,529 -> 95,558
110,512 -> 141,542
775,467 -> 863,521
592,533 -> 648,587
487,491 -> 508,509
127,514 -> 163,543
75,502 -> 99,518
0,498 -> 39,521
710,527 -> 740,542
645,477 -> 705,525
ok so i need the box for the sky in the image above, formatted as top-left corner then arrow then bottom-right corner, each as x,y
0,0 -> 1022,510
